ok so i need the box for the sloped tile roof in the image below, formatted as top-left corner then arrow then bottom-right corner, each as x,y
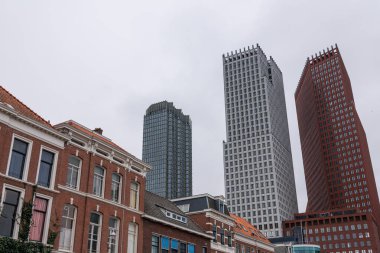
0,86 -> 52,127
144,191 -> 206,235
230,213 -> 270,244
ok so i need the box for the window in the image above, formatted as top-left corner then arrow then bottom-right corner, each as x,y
180,243 -> 186,253
151,235 -> 159,253
8,138 -> 29,179
161,237 -> 169,253
108,217 -> 119,253
93,166 -> 105,197
37,149 -> 55,188
187,244 -> 195,253
171,239 -> 178,253
111,174 -> 121,202
212,225 -> 217,242
66,156 -> 81,189
29,197 -> 49,242
227,232 -> 232,247
202,247 -> 207,253
59,204 -> 76,251
221,229 -> 225,245
0,188 -> 21,237
130,182 -> 139,210
127,223 -> 138,253
88,212 -> 101,253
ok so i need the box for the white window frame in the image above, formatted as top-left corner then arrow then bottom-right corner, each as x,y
66,155 -> 82,190
35,145 -> 59,189
127,222 -> 138,253
58,204 -> 77,252
111,173 -> 122,203
29,193 -> 52,244
129,182 -> 140,210
108,217 -> 119,253
0,184 -> 25,239
6,134 -> 33,181
93,166 -> 106,198
88,212 -> 102,253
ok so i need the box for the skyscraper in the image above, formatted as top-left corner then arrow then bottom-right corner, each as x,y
142,101 -> 192,199
283,45 -> 380,252
295,45 -> 380,223
223,45 -> 298,237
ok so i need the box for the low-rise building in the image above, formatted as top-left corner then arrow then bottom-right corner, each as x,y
54,120 -> 149,253
283,209 -> 380,253
172,194 -> 236,253
143,191 -> 212,253
0,86 -> 150,253
0,86 -> 68,246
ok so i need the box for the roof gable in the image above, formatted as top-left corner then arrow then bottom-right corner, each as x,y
0,86 -> 52,127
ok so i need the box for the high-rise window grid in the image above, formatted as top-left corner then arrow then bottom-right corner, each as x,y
223,45 -> 298,237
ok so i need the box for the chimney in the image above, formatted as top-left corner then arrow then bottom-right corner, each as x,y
93,128 -> 103,135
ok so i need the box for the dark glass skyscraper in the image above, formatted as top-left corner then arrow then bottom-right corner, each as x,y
142,101 -> 192,199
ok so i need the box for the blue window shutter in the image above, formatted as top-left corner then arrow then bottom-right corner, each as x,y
171,239 -> 178,249
161,237 -> 169,250
188,244 -> 195,253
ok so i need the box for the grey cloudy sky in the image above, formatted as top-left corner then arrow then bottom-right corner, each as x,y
1,0 -> 379,212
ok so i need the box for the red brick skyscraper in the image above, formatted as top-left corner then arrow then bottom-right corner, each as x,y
295,45 -> 380,223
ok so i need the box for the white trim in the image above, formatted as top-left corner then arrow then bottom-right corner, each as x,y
234,233 -> 275,252
142,214 -> 214,239
0,173 -> 60,193
30,192 -> 53,244
0,184 -> 25,239
185,209 -> 235,227
57,185 -> 144,215
35,145 -> 59,190
5,134 -> 33,181
0,109 -> 67,148
210,241 -> 234,253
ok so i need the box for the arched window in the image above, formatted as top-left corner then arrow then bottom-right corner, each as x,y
111,173 -> 121,202
66,156 -> 81,189
127,223 -> 138,253
59,204 -> 77,251
130,182 -> 139,210
88,212 -> 102,253
93,166 -> 105,197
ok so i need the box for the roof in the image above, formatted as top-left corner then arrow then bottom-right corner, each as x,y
230,213 -> 270,244
66,120 -> 127,150
172,194 -> 230,216
0,86 -> 52,127
144,191 -> 207,236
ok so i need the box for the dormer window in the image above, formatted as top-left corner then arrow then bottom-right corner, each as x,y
160,209 -> 187,223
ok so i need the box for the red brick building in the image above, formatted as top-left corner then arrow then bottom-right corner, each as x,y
143,191 -> 212,253
231,214 -> 274,253
283,210 -> 379,253
53,120 -> 149,253
172,194 -> 236,253
0,86 -> 150,253
291,45 -> 380,252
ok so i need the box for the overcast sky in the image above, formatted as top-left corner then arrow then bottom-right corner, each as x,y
1,0 -> 379,212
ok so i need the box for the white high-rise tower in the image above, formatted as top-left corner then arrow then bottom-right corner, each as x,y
223,44 -> 298,237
